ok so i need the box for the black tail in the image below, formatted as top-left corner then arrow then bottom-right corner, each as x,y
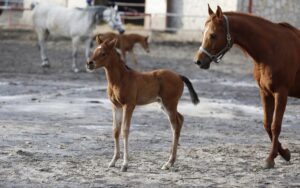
180,75 -> 199,105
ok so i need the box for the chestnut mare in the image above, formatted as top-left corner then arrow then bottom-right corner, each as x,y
96,32 -> 150,64
87,39 -> 199,172
194,5 -> 300,168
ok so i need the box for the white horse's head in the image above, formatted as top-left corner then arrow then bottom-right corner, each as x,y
103,5 -> 125,34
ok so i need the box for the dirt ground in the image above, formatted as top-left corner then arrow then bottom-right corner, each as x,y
0,29 -> 299,188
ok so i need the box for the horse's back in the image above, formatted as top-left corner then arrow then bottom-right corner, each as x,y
33,3 -> 90,37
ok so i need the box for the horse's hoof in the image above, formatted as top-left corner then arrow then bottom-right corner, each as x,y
73,68 -> 79,73
108,162 -> 115,168
42,63 -> 50,68
264,159 -> 275,169
161,163 -> 171,170
280,148 -> 291,161
120,165 -> 128,172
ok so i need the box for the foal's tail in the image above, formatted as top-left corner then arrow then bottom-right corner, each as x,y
180,75 -> 199,105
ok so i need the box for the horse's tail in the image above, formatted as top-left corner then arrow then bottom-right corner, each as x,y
180,75 -> 199,105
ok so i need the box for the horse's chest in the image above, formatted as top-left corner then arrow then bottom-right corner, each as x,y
253,64 -> 276,92
107,88 -> 127,107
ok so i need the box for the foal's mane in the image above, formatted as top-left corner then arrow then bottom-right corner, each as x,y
111,47 -> 133,71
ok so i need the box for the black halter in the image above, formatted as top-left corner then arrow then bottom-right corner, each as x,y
199,15 -> 232,63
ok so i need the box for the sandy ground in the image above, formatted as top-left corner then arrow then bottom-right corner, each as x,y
0,29 -> 299,187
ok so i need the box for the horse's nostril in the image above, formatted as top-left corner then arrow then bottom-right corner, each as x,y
195,60 -> 202,65
88,61 -> 94,65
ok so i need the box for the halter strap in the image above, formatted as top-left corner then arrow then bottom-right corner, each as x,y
199,15 -> 232,63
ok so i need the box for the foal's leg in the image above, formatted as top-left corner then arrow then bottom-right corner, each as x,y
108,107 -> 123,167
161,104 -> 183,170
120,105 -> 135,172
130,50 -> 138,64
71,36 -> 80,73
36,29 -> 49,67
265,89 -> 288,168
260,90 -> 291,166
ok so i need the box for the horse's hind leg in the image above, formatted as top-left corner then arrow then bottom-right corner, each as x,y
71,36 -> 80,73
161,103 -> 183,170
108,107 -> 122,168
36,29 -> 50,68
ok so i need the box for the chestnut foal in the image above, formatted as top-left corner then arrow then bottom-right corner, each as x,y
96,32 -> 149,64
87,39 -> 199,172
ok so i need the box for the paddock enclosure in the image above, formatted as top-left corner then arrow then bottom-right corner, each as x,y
0,1 -> 300,187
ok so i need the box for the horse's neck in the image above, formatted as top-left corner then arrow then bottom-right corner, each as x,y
228,13 -> 276,62
104,52 -> 128,86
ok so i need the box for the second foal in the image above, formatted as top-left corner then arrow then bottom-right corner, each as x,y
87,39 -> 199,172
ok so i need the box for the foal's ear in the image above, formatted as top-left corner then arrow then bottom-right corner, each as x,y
96,34 -> 104,45
107,39 -> 118,49
208,4 -> 214,15
216,6 -> 223,18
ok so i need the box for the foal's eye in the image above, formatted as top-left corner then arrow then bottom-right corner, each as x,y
210,33 -> 217,39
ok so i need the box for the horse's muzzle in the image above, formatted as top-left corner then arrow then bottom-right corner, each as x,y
118,29 -> 125,34
195,60 -> 210,69
86,61 -> 96,71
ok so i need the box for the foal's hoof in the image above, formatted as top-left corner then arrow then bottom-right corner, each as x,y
264,159 -> 275,169
280,148 -> 291,161
161,163 -> 172,170
108,162 -> 115,168
120,165 -> 128,172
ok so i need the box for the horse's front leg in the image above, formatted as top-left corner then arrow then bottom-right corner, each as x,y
130,50 -> 138,65
265,89 -> 289,168
120,104 -> 135,172
71,36 -> 80,73
108,107 -> 123,168
260,90 -> 291,168
85,37 -> 93,61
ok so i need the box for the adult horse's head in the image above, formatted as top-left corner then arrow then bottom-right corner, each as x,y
194,5 -> 232,69
103,5 -> 125,34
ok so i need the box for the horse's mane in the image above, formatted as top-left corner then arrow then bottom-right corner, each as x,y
113,48 -> 132,71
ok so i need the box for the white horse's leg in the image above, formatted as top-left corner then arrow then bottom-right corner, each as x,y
71,36 -> 80,73
36,29 -> 50,68
85,37 -> 93,61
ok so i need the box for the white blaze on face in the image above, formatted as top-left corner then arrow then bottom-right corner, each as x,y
94,45 -> 102,54
200,25 -> 209,51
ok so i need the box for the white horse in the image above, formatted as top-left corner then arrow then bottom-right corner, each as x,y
32,3 -> 125,72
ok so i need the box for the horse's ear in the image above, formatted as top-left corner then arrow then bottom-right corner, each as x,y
208,4 -> 214,15
114,5 -> 118,11
216,6 -> 223,18
107,39 -> 118,49
96,34 -> 104,45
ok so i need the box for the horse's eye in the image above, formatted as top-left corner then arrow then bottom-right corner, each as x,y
210,33 -> 217,39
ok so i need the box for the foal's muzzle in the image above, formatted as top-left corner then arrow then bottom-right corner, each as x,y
86,61 -> 96,71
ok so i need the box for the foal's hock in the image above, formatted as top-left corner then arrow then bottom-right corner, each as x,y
87,39 -> 199,172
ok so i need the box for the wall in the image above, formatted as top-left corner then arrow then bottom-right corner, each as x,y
238,0 -> 300,28
144,0 -> 167,30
